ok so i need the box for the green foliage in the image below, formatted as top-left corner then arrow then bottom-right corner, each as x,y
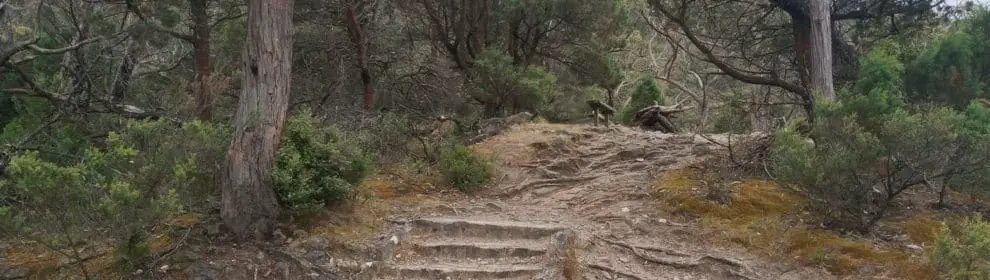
772,47 -> 990,232
903,8 -> 990,108
620,77 -> 665,124
932,217 -> 990,280
439,146 -> 494,193
471,48 -> 558,117
543,86 -> 602,122
273,113 -> 371,215
709,100 -> 752,133
838,50 -> 908,131
0,119 -> 228,270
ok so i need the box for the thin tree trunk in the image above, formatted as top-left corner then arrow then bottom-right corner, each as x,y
808,0 -> 835,100
345,1 -> 374,110
191,0 -> 214,121
222,0 -> 294,241
749,87 -> 774,132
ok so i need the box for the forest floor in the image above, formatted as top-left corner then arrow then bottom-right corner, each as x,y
2,122 -> 986,279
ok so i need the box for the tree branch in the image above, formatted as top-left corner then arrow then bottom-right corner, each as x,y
124,0 -> 196,42
648,0 -> 808,98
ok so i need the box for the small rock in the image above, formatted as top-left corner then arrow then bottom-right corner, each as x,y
256,251 -> 266,260
159,264 -> 170,273
691,144 -> 712,155
206,223 -> 221,236
362,262 -> 374,269
635,157 -> 645,162
619,257 -> 630,263
1,266 -> 29,279
485,202 -> 503,211
906,244 -> 923,251
293,229 -> 307,238
389,235 -> 400,245
437,205 -> 458,214
395,253 -> 402,259
303,250 -> 325,261
305,237 -> 330,251
657,218 -> 668,224
273,229 -> 287,241
621,207 -> 630,213
133,269 -> 144,275
308,272 -> 320,278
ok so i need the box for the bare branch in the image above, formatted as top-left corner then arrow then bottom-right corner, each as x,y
648,0 -> 808,98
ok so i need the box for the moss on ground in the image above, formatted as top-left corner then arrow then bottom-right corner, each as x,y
654,168 -> 939,279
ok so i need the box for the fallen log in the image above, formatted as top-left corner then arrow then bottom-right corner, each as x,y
632,102 -> 692,133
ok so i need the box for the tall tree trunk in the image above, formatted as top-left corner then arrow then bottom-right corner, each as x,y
790,15 -> 811,91
191,0 -> 214,121
808,0 -> 835,100
222,0 -> 294,241
345,1 -> 374,110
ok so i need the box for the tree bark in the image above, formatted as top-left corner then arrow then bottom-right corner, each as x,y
191,0 -> 214,121
344,1 -> 374,110
222,0 -> 294,241
808,0 -> 835,100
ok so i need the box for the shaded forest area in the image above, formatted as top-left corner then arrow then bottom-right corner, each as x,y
1,0 -> 990,279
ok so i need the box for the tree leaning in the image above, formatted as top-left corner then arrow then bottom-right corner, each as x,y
222,0 -> 294,241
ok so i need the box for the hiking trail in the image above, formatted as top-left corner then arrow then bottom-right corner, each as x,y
364,123 -> 832,280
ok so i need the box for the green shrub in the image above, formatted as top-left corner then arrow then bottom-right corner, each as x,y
439,146 -> 493,193
273,113 -> 371,215
471,47 -> 558,118
772,45 -> 990,233
620,77 -> 665,124
932,217 -> 990,280
0,119 -> 228,271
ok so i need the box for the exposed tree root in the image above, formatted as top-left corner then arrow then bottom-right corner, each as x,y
261,246 -> 337,278
500,175 -> 600,197
586,263 -> 645,280
601,238 -> 758,280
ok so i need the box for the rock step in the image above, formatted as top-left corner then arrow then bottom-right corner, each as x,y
393,254 -> 543,267
403,238 -> 549,260
409,217 -> 567,240
383,263 -> 544,279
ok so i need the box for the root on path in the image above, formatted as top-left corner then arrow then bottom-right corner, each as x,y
600,238 -> 759,280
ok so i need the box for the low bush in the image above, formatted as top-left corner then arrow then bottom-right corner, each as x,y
932,217 -> 990,280
273,113 -> 371,215
439,146 -> 493,193
0,119 -> 229,272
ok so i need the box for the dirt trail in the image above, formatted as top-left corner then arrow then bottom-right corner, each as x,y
368,123 -> 832,280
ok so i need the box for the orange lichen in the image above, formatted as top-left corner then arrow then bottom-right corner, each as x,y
654,166 -> 937,280
899,215 -> 943,246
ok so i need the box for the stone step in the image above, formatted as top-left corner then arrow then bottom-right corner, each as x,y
408,217 -> 567,240
403,238 -> 548,260
383,263 -> 544,279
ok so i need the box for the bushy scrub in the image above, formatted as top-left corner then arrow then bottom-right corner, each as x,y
772,46 -> 990,233
620,77 -> 665,124
273,113 -> 371,215
471,48 -> 558,118
932,217 -> 990,280
439,146 -> 493,193
0,119 -> 230,271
